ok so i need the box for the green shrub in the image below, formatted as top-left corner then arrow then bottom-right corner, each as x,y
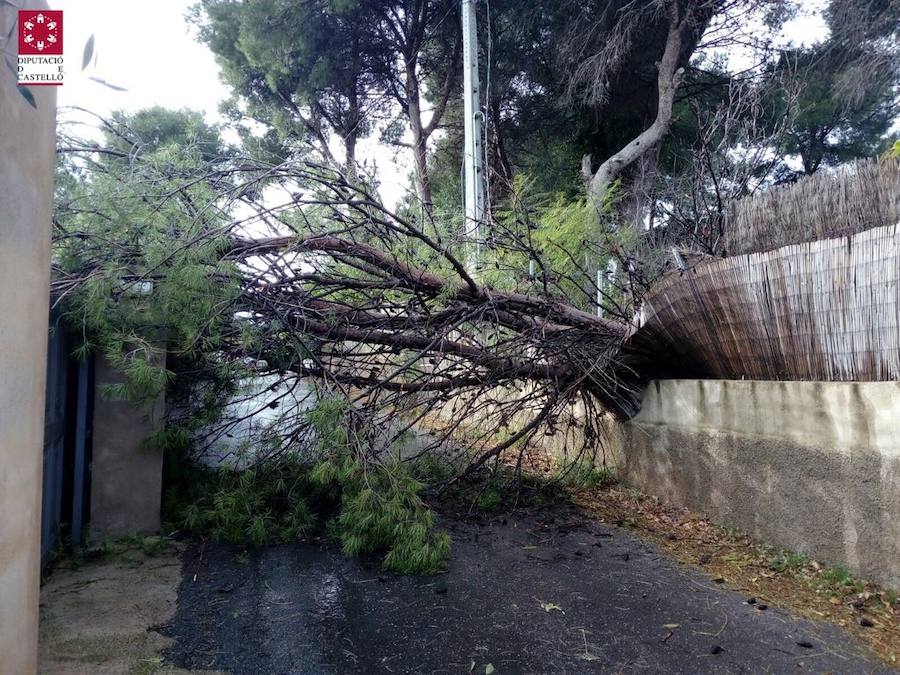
411,453 -> 456,483
819,566 -> 865,593
179,461 -> 317,546
475,489 -> 504,512
556,460 -> 617,489
163,397 -> 451,575
768,551 -> 808,573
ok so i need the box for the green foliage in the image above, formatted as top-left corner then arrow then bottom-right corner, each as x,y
760,5 -> 898,179
164,397 -> 450,574
94,534 -> 173,558
196,0 -> 382,159
440,462 -> 570,514
313,461 -> 451,574
46,534 -> 176,574
485,175 -> 633,310
105,107 -> 228,161
769,551 -> 808,573
55,108 -> 241,404
306,396 -> 352,454
306,397 -> 450,574
177,460 -> 317,546
530,194 -> 599,273
556,460 -> 617,490
411,453 -> 456,484
474,489 -> 503,512
818,566 -> 865,593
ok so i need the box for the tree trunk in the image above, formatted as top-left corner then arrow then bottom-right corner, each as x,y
406,60 -> 434,211
411,131 -> 433,209
586,2 -> 685,209
344,34 -> 362,180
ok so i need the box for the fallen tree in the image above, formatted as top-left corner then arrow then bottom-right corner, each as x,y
52,115 -> 647,571
53,119 -> 643,488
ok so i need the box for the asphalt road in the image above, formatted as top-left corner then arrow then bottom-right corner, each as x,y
160,505 -> 891,674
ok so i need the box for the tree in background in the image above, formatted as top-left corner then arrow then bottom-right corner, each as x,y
366,0 -> 461,210
421,0 -> 797,300
760,0 -> 899,179
197,0 -> 460,207
195,0 -> 382,173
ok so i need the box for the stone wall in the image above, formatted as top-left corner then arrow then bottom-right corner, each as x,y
622,380 -> 900,589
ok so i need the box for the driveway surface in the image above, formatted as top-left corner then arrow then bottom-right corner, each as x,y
160,505 -> 892,674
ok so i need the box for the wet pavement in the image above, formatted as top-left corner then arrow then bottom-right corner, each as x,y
160,506 -> 892,674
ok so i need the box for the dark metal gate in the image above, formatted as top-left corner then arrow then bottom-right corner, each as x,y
41,317 -> 93,566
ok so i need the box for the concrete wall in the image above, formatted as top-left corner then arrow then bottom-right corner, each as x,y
0,5 -> 57,672
90,355 -> 166,539
623,380 -> 900,589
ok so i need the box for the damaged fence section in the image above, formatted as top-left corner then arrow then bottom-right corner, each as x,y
630,221 -> 900,382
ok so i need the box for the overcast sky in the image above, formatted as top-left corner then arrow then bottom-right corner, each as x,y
53,0 -> 831,206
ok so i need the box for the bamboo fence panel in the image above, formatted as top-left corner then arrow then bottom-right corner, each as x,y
725,157 -> 900,255
630,223 -> 900,382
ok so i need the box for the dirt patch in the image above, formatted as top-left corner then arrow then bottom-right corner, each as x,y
38,541 -> 217,675
573,484 -> 900,667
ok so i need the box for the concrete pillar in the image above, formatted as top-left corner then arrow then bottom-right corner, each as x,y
0,4 -> 57,673
90,355 -> 166,539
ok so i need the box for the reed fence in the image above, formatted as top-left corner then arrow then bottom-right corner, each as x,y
629,222 -> 900,382
725,157 -> 900,256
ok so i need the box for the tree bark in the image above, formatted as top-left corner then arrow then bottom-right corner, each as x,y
586,2 -> 686,207
406,66 -> 435,209
344,33 -> 362,180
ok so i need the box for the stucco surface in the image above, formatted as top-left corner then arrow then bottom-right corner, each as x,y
623,380 -> 900,589
90,355 -> 166,539
0,5 -> 57,672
